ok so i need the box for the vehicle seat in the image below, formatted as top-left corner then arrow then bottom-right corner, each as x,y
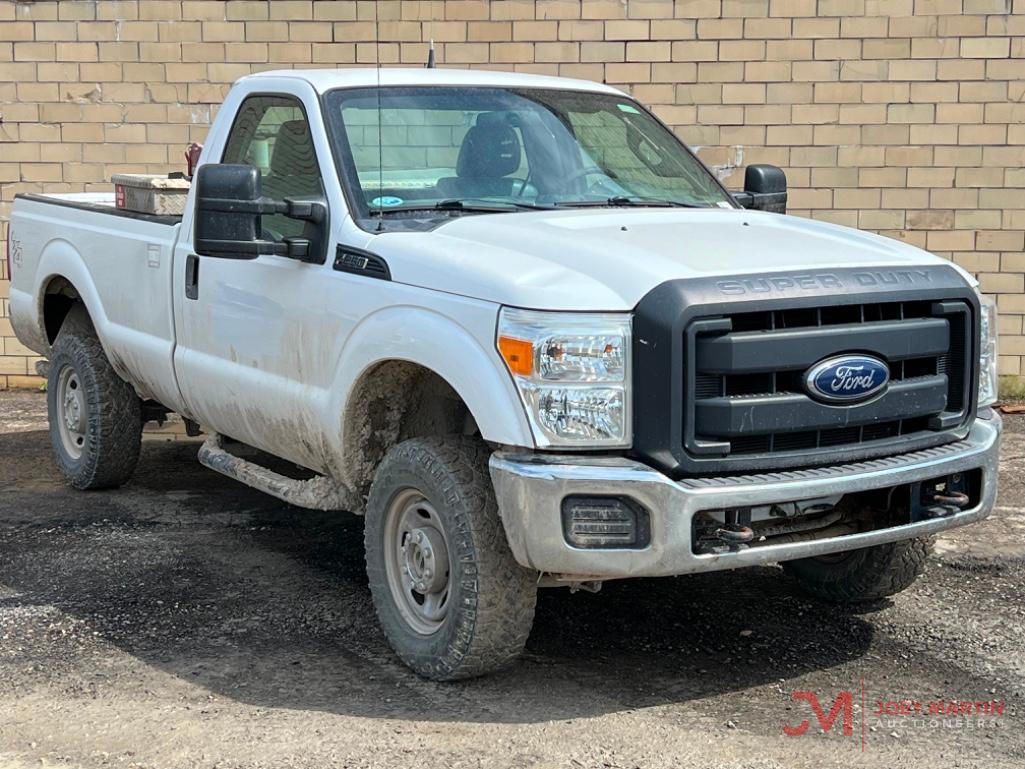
263,119 -> 321,201
436,113 -> 522,199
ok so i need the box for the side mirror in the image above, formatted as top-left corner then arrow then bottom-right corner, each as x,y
194,164 -> 327,262
733,164 -> 787,214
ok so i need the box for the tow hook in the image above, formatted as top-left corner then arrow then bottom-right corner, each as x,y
925,490 -> 970,519
694,524 -> 755,555
713,526 -> 755,545
695,507 -> 756,554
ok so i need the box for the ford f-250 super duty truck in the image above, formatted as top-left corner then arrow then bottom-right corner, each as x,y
7,68 -> 1001,680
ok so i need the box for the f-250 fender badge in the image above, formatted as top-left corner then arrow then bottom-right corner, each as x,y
804,354 -> 889,404
9,236 -> 23,268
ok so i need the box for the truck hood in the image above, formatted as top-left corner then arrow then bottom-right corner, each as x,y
369,208 -> 965,311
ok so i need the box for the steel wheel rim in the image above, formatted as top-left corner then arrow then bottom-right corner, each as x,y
383,488 -> 452,636
56,365 -> 87,460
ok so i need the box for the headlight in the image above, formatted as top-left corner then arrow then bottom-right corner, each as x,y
977,290 -> 999,408
497,308 -> 631,448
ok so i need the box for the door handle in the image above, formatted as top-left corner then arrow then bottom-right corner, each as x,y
185,254 -> 199,300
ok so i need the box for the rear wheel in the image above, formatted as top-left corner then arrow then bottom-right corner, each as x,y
783,537 -> 932,602
365,436 -> 537,680
47,309 -> 142,490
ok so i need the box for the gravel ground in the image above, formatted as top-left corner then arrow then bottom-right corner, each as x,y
0,389 -> 1023,769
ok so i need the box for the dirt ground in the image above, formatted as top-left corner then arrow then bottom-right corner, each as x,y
0,389 -> 1023,769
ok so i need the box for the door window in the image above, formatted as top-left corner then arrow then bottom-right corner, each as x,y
222,95 -> 324,240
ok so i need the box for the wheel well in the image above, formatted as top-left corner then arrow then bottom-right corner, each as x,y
341,361 -> 478,498
42,277 -> 84,343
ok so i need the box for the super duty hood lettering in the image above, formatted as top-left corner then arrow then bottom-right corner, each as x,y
716,269 -> 935,296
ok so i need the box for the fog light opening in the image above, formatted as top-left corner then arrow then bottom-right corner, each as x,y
561,495 -> 650,549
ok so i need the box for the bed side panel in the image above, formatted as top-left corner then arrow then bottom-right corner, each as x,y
10,197 -> 186,411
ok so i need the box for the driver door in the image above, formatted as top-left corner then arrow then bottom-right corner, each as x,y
173,92 -> 334,471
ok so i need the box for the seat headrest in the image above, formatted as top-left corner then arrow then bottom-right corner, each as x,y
456,112 -> 521,178
270,120 -> 317,178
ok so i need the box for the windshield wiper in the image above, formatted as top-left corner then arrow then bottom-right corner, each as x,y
436,198 -> 555,211
377,198 -> 554,215
555,196 -> 704,209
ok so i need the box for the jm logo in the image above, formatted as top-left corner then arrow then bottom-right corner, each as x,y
783,690 -> 854,738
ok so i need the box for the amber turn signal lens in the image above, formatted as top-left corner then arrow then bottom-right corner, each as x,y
498,336 -> 534,377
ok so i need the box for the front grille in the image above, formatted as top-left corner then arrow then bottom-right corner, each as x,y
724,416 -> 931,455
630,266 -> 980,478
684,298 -> 974,467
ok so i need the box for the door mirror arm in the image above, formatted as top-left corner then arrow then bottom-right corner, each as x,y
209,236 -> 310,261
283,198 -> 327,224
282,237 -> 314,262
194,164 -> 328,263
197,195 -> 324,223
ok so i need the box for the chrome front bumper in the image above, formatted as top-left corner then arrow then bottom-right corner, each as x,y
489,413 -> 1001,579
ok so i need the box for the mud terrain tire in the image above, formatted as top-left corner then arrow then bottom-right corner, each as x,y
47,307 -> 142,490
365,436 -> 537,680
783,537 -> 933,602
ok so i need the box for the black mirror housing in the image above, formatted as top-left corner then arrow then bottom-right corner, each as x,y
194,164 -> 265,259
733,164 -> 788,214
744,163 -> 787,195
194,164 -> 328,262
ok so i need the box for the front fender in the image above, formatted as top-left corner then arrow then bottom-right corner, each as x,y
329,305 -> 535,452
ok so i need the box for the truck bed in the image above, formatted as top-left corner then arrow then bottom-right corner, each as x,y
16,192 -> 183,227
8,192 -> 185,412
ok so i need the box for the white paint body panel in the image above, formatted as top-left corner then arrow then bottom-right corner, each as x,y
6,68 -> 976,482
364,207 -> 962,311
247,66 -> 628,96
8,196 -> 184,411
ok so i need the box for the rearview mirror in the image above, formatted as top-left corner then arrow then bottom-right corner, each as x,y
733,164 -> 787,214
194,164 -> 327,262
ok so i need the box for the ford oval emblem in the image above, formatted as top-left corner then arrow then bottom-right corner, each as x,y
805,355 -> 889,404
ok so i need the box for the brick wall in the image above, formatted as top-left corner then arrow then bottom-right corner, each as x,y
1,0 -> 1024,390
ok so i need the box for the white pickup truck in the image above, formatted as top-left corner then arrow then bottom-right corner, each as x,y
7,68 -> 1001,680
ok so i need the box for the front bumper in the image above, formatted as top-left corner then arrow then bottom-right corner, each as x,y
489,413 -> 1001,579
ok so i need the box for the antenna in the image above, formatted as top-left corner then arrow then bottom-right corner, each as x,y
426,0 -> 436,68
373,2 -> 384,231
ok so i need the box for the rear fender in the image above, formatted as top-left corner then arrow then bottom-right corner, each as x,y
32,240 -> 108,349
31,240 -> 123,374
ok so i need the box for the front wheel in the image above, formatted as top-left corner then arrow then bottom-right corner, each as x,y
364,436 -> 537,680
782,537 -> 933,603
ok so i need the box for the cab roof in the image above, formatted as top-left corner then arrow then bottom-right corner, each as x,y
243,67 -> 628,97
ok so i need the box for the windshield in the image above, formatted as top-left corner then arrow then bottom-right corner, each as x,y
323,86 -> 734,224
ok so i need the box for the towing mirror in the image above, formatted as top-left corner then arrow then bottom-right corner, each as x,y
733,164 -> 787,214
194,163 -> 327,262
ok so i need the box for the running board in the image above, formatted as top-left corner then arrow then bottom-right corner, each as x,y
198,433 -> 357,511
